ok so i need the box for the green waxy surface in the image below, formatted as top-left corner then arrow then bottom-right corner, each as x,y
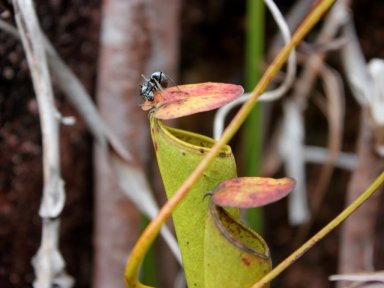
150,115 -> 237,287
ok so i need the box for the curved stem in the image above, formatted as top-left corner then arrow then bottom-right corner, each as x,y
124,0 -> 336,285
251,171 -> 384,288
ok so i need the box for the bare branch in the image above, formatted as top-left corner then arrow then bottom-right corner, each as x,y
310,65 -> 345,218
330,271 -> 384,283
337,110 -> 384,287
12,0 -> 72,287
278,98 -> 309,225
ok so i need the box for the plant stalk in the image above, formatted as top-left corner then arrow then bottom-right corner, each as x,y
244,0 -> 265,232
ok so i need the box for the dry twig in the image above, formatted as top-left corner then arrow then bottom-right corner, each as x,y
12,1 -> 73,287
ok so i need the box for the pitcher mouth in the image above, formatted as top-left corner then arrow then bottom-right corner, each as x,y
154,117 -> 233,157
209,201 -> 270,260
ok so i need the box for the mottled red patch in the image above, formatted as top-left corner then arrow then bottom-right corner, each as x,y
241,256 -> 251,266
153,141 -> 158,152
212,177 -> 296,208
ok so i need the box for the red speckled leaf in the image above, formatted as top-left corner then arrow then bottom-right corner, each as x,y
212,177 -> 295,208
141,82 -> 244,119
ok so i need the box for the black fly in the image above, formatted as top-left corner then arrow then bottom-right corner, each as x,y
139,72 -> 169,101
